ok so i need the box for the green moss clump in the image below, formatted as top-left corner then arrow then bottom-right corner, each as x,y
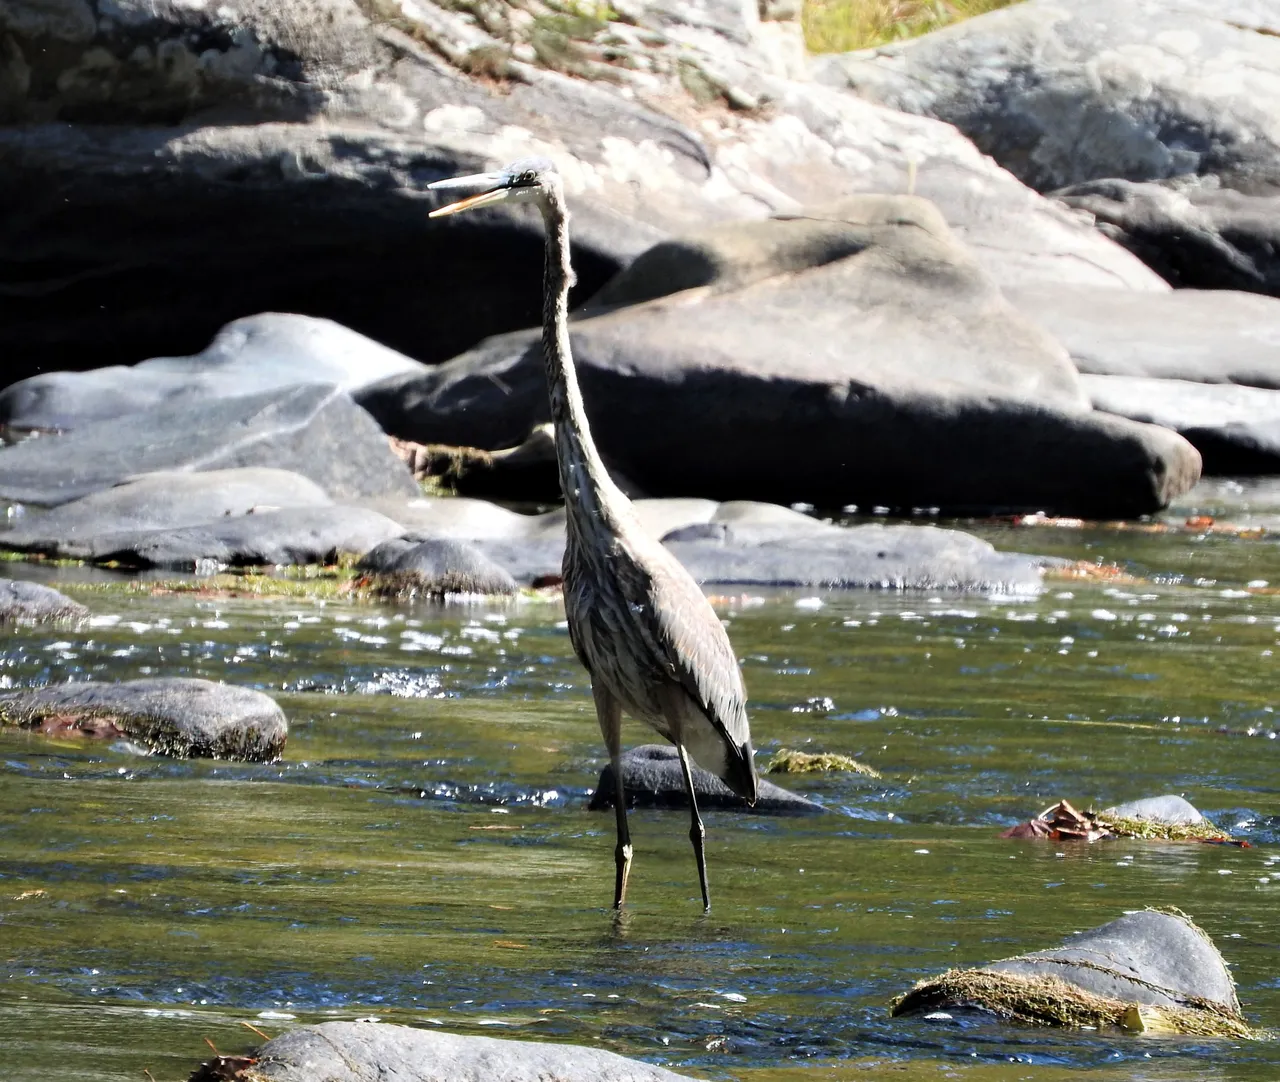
1101,815 -> 1235,844
767,748 -> 881,776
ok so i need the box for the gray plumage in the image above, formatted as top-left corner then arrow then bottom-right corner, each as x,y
429,158 -> 758,911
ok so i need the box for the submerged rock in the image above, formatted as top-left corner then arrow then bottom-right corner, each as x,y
893,909 -> 1251,1037
357,537 -> 517,598
0,678 -> 287,760
189,1021 -> 692,1081
0,385 -> 419,508
0,578 -> 88,625
588,744 -> 825,816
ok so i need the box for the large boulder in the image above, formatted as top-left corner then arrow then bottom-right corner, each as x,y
0,313 -> 428,433
813,0 -> 1280,195
0,678 -> 287,760
0,385 -> 420,507
0,0 -> 1163,378
1055,181 -> 1280,297
0,578 -> 87,625
189,1021 -> 691,1081
361,196 -> 1199,517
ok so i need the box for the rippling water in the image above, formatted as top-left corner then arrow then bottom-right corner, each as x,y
2,488 -> 1280,1081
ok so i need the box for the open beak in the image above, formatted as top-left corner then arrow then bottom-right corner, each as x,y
427,171 -> 512,218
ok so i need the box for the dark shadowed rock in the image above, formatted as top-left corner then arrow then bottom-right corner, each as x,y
0,314 -> 428,433
894,910 -> 1245,1033
198,1021 -> 691,1082
1008,285 -> 1280,387
0,678 -> 287,760
1056,181 -> 1280,297
1083,375 -> 1280,474
357,537 -> 517,596
589,744 -> 824,815
88,506 -> 406,570
814,0 -> 1280,195
0,468 -> 333,558
361,197 -> 1198,518
0,385 -> 419,507
1101,796 -> 1207,827
0,578 -> 88,625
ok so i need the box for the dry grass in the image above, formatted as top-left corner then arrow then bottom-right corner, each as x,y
804,0 -> 1021,54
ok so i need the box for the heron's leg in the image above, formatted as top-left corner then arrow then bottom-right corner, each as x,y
593,682 -> 631,909
676,743 -> 711,913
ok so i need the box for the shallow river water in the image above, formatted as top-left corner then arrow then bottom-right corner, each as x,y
3,483 -> 1280,1082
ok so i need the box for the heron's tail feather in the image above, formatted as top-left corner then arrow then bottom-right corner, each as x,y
723,739 -> 758,806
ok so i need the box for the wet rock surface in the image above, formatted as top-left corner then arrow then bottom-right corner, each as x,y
204,1021 -> 692,1081
358,537 -> 518,597
1101,795 -> 1208,827
0,678 -> 287,760
0,314 -> 428,433
0,385 -> 419,508
0,578 -> 88,625
362,197 -> 1198,518
589,744 -> 825,815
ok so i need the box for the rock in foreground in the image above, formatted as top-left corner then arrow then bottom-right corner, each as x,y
0,678 -> 286,760
0,385 -> 419,508
0,578 -> 88,625
188,1021 -> 691,1082
358,537 -> 517,598
589,745 -> 825,816
893,910 -> 1251,1037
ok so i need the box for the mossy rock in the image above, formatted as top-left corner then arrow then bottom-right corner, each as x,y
767,748 -> 881,777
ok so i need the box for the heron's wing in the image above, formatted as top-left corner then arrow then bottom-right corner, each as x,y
643,551 -> 750,747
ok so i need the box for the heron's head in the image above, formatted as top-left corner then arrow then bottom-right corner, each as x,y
427,157 -> 560,217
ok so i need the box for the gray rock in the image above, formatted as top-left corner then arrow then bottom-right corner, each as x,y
813,0 -> 1280,194
1055,180 -> 1280,297
0,578 -> 88,625
1083,374 -> 1280,474
588,744 -> 824,815
0,0 -> 1161,379
0,468 -> 333,558
0,385 -> 419,507
1102,796 -> 1207,827
985,911 -> 1238,1015
357,537 -> 517,596
88,505 -> 406,570
361,197 -> 1199,518
215,1021 -> 691,1081
0,678 -> 287,760
1008,285 -> 1280,388
0,314 -> 428,433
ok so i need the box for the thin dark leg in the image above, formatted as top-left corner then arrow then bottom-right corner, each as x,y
676,743 -> 710,913
593,683 -> 632,908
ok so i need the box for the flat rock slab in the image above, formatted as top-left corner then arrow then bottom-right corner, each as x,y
0,385 -> 419,508
1083,374 -> 1280,474
358,537 -> 517,596
0,468 -> 333,559
1008,285 -> 1280,388
0,578 -> 88,625
0,678 -> 287,760
87,506 -> 406,570
0,313 -> 428,432
589,744 -> 824,815
199,1021 -> 691,1082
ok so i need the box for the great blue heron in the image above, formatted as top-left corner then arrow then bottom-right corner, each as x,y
428,158 -> 758,911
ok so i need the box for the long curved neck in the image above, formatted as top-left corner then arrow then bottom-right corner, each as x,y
538,184 -> 626,536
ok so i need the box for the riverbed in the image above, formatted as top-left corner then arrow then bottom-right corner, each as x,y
2,482 -> 1278,1082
